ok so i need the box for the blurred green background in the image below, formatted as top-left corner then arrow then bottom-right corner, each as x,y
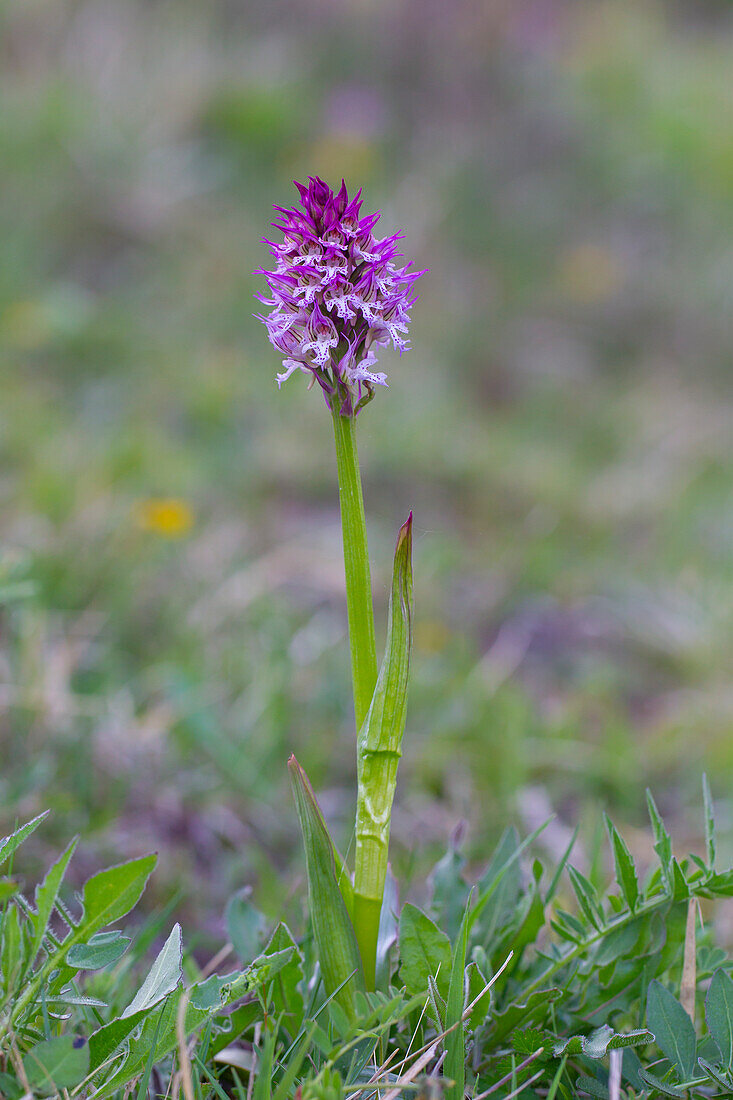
2,0 -> 732,941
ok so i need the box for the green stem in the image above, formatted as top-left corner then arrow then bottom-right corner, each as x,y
331,408 -> 378,732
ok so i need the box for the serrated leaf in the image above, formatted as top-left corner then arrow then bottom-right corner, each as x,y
288,756 -> 364,1019
646,790 -> 673,889
706,968 -> 733,1069
122,923 -> 182,1016
0,812 -> 49,871
23,1036 -> 90,1094
399,902 -> 451,1000
605,816 -> 639,913
67,930 -> 130,970
646,979 -> 697,1078
80,854 -> 157,940
637,1067 -> 685,1097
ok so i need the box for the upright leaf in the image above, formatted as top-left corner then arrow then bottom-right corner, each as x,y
353,514 -> 413,986
476,827 -> 522,946
605,816 -> 639,913
263,922 -> 304,1033
398,903 -> 451,1000
28,838 -> 77,970
702,774 -> 716,870
122,924 -> 182,1017
0,812 -> 49,871
568,866 -> 604,932
444,893 -> 473,1100
646,979 -> 697,1078
706,968 -> 733,1069
646,791 -> 673,889
289,756 -> 365,1019
1,904 -> 22,996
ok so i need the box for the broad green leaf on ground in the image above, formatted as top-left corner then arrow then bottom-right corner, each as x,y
0,812 -> 49,871
398,902 -> 451,1000
80,854 -> 157,939
23,1036 -> 89,1095
28,838 -> 77,968
647,979 -> 697,1078
122,923 -> 182,1016
706,968 -> 733,1068
67,930 -> 130,970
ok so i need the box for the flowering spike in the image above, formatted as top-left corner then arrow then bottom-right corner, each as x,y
256,178 -> 425,415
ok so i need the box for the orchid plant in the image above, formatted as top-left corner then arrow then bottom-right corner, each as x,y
257,176 -> 424,998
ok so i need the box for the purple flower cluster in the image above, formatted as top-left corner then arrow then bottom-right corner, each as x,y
256,177 -> 425,415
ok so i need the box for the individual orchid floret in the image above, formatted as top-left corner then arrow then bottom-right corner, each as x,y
256,176 -> 425,416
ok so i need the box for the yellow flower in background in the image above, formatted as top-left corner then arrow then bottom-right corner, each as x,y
556,243 -> 624,304
134,498 -> 194,538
